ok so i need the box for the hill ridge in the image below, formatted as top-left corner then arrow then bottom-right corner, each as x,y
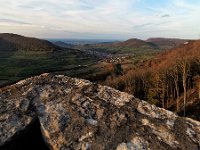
0,33 -> 61,52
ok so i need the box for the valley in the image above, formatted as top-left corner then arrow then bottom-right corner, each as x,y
0,33 -> 200,150
1,33 -> 199,122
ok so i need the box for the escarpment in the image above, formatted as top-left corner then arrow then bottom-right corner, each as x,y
0,73 -> 200,150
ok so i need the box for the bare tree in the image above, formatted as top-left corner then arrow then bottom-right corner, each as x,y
193,76 -> 200,99
178,45 -> 190,116
170,65 -> 180,111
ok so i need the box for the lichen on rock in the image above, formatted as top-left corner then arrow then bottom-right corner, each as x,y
0,74 -> 200,150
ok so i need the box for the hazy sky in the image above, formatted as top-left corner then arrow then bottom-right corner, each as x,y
0,0 -> 200,39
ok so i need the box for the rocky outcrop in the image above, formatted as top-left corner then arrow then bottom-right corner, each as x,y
0,73 -> 200,150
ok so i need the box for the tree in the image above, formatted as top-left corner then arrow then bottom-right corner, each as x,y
170,65 -> 180,111
193,76 -> 200,99
177,46 -> 190,116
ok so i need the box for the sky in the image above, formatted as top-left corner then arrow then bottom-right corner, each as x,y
0,0 -> 200,40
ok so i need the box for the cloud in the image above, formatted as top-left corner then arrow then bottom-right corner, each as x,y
134,23 -> 153,28
161,14 -> 170,18
0,0 -> 199,39
156,21 -> 171,25
0,19 -> 30,25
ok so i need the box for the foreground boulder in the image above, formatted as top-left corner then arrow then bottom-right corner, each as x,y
0,74 -> 200,150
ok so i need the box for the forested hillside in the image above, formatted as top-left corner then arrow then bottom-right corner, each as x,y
0,33 -> 61,52
146,38 -> 189,50
101,40 -> 200,120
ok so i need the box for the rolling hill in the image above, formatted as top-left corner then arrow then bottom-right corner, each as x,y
0,33 -> 96,87
53,41 -> 73,48
146,37 -> 189,50
74,37 -> 191,55
74,38 -> 159,55
0,33 -> 61,52
113,38 -> 157,49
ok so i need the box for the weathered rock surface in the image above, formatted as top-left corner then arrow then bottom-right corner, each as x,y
0,73 -> 200,150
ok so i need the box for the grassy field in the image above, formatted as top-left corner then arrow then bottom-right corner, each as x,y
0,48 -> 96,87
75,44 -> 158,55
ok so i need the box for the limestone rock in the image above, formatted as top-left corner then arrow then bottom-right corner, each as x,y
0,74 -> 200,150
0,80 -> 36,146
